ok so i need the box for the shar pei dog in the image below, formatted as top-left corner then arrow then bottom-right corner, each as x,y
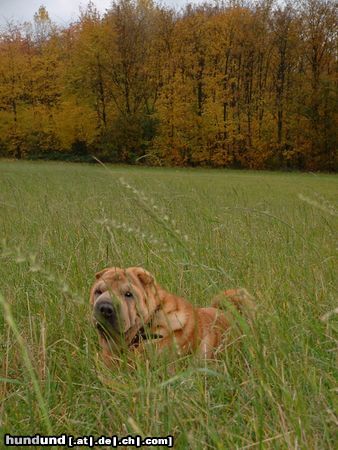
90,266 -> 256,363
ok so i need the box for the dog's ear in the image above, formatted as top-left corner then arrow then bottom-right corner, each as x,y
95,268 -> 110,279
129,267 -> 154,286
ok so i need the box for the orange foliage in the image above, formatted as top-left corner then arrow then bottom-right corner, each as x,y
0,1 -> 336,170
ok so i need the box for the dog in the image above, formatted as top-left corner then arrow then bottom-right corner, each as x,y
90,266 -> 256,363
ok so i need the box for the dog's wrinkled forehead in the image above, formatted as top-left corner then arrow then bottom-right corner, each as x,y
94,266 -> 154,293
96,266 -> 122,280
97,268 -> 139,289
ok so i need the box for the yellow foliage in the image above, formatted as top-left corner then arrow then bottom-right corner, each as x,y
0,0 -> 336,170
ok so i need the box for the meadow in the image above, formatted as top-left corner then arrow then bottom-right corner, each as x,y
0,160 -> 337,449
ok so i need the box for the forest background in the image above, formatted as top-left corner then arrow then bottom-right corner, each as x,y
0,0 -> 337,170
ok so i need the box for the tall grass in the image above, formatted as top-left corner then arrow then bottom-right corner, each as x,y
0,161 -> 337,449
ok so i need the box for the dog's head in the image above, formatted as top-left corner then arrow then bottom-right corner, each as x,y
90,266 -> 159,349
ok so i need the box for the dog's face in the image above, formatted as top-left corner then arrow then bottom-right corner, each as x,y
90,267 -> 159,348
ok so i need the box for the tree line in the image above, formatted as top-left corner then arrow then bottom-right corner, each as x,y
0,0 -> 337,170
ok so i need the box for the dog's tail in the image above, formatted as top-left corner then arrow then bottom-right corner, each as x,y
212,288 -> 256,322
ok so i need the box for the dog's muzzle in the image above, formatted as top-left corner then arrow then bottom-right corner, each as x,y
96,301 -> 115,319
93,295 -> 123,336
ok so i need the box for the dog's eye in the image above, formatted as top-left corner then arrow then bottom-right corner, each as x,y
124,291 -> 133,299
95,288 -> 103,296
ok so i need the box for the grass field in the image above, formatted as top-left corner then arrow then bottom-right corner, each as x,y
0,160 -> 337,449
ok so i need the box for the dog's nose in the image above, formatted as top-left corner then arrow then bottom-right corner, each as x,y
99,302 -> 115,318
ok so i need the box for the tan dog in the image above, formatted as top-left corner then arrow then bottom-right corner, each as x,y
90,266 -> 255,362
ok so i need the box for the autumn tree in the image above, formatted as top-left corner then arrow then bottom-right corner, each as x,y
103,0 -> 161,161
63,2 -> 110,155
298,0 -> 337,169
0,24 -> 27,158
